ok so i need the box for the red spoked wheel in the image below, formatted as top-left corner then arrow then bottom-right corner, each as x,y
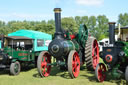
37,51 -> 51,77
68,50 -> 80,78
95,63 -> 106,82
85,37 -> 99,70
92,39 -> 99,69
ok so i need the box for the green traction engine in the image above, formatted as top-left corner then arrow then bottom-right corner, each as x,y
95,22 -> 128,82
37,8 -> 100,78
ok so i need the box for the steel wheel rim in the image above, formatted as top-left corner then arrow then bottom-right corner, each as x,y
72,52 -> 80,78
97,64 -> 106,82
92,40 -> 99,69
14,63 -> 19,73
41,53 -> 51,77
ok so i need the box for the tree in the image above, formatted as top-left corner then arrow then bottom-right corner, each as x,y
0,21 -> 5,27
118,13 -> 128,26
75,16 -> 81,26
96,15 -> 109,40
61,17 -> 78,33
47,19 -> 55,25
88,16 -> 96,33
81,16 -> 88,25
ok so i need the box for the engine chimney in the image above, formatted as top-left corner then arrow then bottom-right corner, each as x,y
108,22 -> 116,44
54,8 -> 63,38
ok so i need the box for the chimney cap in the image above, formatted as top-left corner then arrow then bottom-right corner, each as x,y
108,22 -> 116,24
54,8 -> 61,13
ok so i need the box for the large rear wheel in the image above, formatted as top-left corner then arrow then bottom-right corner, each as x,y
95,63 -> 106,82
85,37 -> 99,70
68,50 -> 80,78
37,51 -> 51,77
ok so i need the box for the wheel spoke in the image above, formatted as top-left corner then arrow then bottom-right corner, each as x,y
43,66 -> 46,74
43,56 -> 46,62
94,56 -> 98,64
100,76 -> 103,81
92,45 -> 97,55
72,60 -> 75,66
72,66 -> 75,72
74,55 -> 77,62
97,64 -> 106,82
41,62 -> 46,67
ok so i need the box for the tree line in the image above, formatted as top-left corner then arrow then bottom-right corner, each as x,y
0,13 -> 128,40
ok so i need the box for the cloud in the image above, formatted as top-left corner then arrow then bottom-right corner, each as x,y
76,0 -> 104,6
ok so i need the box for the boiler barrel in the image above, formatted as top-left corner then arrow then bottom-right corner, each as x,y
48,39 -> 79,58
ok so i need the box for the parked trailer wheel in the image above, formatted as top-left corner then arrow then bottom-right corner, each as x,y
37,51 -> 51,77
10,61 -> 21,75
68,50 -> 80,78
95,63 -> 106,82
85,37 -> 99,70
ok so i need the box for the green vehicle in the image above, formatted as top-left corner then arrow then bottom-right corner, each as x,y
0,29 -> 52,75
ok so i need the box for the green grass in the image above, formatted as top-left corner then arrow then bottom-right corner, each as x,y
0,58 -> 127,85
0,65 -> 127,85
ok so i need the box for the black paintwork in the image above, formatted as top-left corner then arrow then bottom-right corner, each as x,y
102,42 -> 124,67
54,8 -> 64,39
108,22 -> 116,44
0,50 -> 10,68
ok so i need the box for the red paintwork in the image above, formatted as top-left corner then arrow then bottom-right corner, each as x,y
70,35 -> 75,40
64,34 -> 66,37
105,54 -> 112,62
72,52 -> 80,78
41,53 -> 51,77
92,40 -> 99,70
97,63 -> 106,82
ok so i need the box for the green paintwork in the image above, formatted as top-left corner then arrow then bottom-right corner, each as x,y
64,24 -> 87,53
111,64 -> 121,78
2,30 -> 52,63
122,42 -> 128,57
78,24 -> 88,48
65,31 -> 71,40
63,24 -> 88,53
48,62 -> 65,66
3,47 -> 37,62
8,29 -> 52,51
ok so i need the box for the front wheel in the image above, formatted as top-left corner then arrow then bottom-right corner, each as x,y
37,51 -> 51,77
10,61 -> 21,75
68,50 -> 80,78
125,66 -> 128,82
95,63 -> 106,82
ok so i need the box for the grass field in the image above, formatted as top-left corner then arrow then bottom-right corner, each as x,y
0,64 -> 127,85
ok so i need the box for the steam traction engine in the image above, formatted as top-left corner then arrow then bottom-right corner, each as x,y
95,22 -> 128,82
37,8 -> 99,78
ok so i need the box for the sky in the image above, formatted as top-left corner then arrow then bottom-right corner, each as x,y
0,0 -> 128,22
